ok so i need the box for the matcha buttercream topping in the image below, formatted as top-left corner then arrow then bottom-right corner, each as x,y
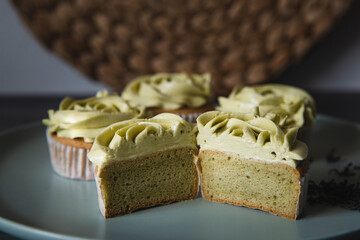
88,113 -> 197,172
122,73 -> 211,109
197,111 -> 307,167
43,90 -> 145,142
217,84 -> 316,129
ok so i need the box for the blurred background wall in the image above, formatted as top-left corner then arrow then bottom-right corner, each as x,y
1,0 -> 360,96
0,0 -> 107,95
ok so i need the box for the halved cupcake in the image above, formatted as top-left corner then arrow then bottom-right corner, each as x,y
43,90 -> 145,180
196,111 -> 309,219
88,113 -> 199,218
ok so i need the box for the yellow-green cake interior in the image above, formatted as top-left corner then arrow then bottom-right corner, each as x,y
198,150 -> 302,219
98,147 -> 199,218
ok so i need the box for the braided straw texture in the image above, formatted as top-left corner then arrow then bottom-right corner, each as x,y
11,0 -> 351,95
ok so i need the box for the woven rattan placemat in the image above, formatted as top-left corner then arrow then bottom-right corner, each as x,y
11,0 -> 351,95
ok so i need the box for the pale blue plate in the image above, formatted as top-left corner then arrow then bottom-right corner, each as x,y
0,115 -> 359,240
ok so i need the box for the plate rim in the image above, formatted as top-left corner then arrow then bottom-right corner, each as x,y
0,215 -> 95,240
0,115 -> 359,240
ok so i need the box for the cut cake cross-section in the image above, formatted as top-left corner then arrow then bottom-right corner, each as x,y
88,113 -> 199,218
196,111 -> 309,220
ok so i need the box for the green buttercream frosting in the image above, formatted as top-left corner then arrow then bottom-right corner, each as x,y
43,90 -> 145,142
87,113 -> 197,172
197,111 -> 307,167
122,73 -> 211,109
217,84 -> 316,129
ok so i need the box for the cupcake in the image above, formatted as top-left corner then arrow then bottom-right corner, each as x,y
121,73 -> 213,123
43,90 -> 145,180
196,111 -> 309,219
88,113 -> 199,218
217,84 -> 316,142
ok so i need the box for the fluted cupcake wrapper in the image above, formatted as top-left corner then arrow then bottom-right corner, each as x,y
177,112 -> 202,123
46,131 -> 95,180
296,174 -> 308,219
94,167 -> 106,217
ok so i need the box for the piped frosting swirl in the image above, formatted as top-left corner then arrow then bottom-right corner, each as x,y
217,84 -> 316,129
197,111 -> 307,167
122,73 -> 211,109
88,113 -> 197,172
43,90 -> 145,142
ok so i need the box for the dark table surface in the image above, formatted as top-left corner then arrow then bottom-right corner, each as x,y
0,91 -> 359,240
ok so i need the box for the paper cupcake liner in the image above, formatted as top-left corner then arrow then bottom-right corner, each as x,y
176,112 -> 203,123
46,131 -> 94,180
94,168 -> 106,217
296,174 -> 308,219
